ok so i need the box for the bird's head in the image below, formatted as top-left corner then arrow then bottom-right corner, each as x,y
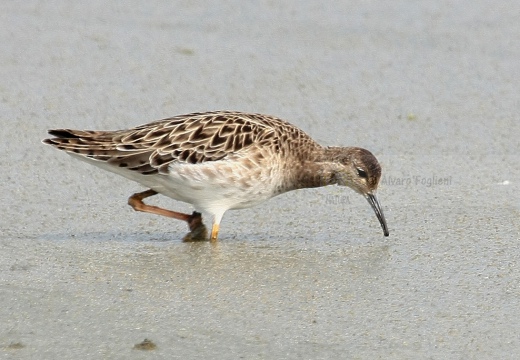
325,147 -> 389,237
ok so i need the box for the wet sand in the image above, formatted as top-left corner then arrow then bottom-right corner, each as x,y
1,1 -> 519,358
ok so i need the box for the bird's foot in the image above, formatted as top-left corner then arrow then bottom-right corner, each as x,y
182,211 -> 208,242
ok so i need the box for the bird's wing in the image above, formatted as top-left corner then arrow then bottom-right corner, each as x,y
43,111 -> 303,175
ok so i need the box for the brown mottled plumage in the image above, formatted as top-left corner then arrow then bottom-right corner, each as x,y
43,111 -> 389,241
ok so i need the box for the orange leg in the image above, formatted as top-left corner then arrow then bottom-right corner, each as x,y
128,189 -> 190,221
128,189 -> 208,241
210,223 -> 220,242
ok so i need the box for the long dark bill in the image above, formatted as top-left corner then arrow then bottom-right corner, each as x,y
365,193 -> 389,237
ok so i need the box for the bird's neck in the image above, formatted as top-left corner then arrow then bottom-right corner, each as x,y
286,146 -> 352,190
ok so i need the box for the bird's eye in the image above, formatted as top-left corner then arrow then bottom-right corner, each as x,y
356,168 -> 368,179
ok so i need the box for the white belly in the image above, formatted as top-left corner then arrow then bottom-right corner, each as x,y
69,153 -> 282,216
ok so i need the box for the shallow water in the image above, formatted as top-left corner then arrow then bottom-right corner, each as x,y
1,1 -> 519,359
